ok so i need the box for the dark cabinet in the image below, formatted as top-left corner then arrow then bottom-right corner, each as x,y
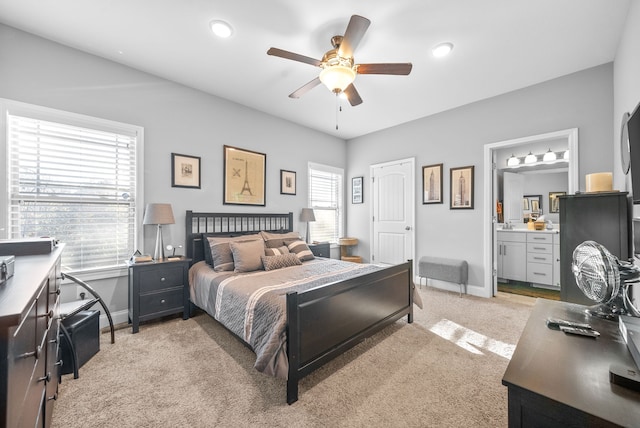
0,246 -> 63,427
559,192 -> 631,304
128,258 -> 191,333
308,242 -> 330,258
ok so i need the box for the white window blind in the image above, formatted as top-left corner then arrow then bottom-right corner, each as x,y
308,163 -> 343,244
6,111 -> 140,272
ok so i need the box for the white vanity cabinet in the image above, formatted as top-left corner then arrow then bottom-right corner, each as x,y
497,231 -> 527,281
526,233 -> 554,286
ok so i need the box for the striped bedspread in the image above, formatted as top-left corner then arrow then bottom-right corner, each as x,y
188,258 -> 385,379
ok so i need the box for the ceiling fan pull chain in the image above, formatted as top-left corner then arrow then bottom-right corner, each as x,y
335,93 -> 340,130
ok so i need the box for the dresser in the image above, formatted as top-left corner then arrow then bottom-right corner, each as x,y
127,258 -> 191,333
0,246 -> 64,428
503,299 -> 640,427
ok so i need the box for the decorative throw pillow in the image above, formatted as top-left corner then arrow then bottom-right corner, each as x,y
285,239 -> 315,262
265,246 -> 290,256
207,234 -> 261,272
229,239 -> 266,273
261,253 -> 302,271
261,231 -> 302,248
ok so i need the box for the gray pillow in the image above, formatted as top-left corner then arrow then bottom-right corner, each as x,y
229,239 -> 265,273
207,234 -> 261,272
261,253 -> 302,271
261,231 -> 302,248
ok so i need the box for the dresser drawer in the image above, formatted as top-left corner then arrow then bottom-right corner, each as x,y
138,265 -> 185,293
139,287 -> 184,318
527,252 -> 553,264
527,243 -> 552,254
527,262 -> 553,285
527,233 -> 553,244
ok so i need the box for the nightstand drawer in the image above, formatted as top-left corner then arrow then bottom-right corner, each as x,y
139,288 -> 184,317
138,265 -> 184,292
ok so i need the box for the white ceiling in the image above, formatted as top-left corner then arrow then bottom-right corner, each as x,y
0,0 -> 631,140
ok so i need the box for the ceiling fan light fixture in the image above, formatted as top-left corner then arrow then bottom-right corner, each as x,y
319,65 -> 356,93
210,20 -> 233,38
432,42 -> 454,58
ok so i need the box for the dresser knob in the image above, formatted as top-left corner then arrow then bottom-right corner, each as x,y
38,372 -> 51,383
55,359 -> 63,367
160,277 -> 166,282
47,393 -> 58,401
160,299 -> 166,304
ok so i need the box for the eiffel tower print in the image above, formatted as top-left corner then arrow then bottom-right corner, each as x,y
240,160 -> 253,195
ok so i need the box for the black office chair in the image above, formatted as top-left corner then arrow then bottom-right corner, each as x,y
58,272 -> 115,379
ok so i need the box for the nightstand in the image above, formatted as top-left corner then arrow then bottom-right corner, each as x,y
127,257 -> 191,333
309,242 -> 330,258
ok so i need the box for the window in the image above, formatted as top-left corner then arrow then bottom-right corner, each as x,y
308,162 -> 343,244
1,99 -> 143,274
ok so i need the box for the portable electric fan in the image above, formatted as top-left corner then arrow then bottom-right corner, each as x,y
572,240 -> 640,320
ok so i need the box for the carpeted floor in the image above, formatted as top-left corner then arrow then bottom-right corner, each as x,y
51,286 -> 535,428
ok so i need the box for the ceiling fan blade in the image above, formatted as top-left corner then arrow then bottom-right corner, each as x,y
357,63 -> 413,75
267,47 -> 322,67
338,15 -> 371,58
289,77 -> 322,99
343,84 -> 363,106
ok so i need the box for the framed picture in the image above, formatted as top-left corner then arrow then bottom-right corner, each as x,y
524,194 -> 542,215
522,198 -> 530,210
352,176 -> 363,204
171,153 -> 201,189
549,191 -> 566,213
450,165 -> 474,209
223,145 -> 266,206
422,163 -> 443,204
280,170 -> 296,195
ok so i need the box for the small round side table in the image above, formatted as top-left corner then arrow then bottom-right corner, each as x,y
338,237 -> 362,263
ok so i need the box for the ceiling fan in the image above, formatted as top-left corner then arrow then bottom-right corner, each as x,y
267,15 -> 412,106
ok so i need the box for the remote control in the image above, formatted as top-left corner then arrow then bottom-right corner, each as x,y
546,318 -> 593,330
559,325 -> 600,338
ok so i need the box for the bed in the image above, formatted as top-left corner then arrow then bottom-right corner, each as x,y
185,210 -> 416,404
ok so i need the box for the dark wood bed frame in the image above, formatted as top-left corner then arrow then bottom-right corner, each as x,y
185,210 -> 414,404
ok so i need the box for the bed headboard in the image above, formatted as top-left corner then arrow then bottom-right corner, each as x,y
185,211 -> 294,264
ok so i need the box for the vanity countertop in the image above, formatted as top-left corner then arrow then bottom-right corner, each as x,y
497,227 -> 559,234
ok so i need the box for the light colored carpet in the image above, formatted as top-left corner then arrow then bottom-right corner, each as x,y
51,286 -> 535,428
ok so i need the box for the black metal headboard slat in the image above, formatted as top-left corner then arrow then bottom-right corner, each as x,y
185,211 -> 294,264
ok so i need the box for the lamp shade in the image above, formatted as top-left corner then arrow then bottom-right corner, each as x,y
143,203 -> 175,225
300,208 -> 316,222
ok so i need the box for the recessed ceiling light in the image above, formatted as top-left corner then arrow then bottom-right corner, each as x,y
210,20 -> 233,38
432,42 -> 453,58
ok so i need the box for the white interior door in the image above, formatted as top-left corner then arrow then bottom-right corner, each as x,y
371,158 -> 415,265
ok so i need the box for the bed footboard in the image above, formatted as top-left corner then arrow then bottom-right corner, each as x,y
286,260 -> 413,404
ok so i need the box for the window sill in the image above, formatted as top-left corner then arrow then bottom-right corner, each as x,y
62,264 -> 128,282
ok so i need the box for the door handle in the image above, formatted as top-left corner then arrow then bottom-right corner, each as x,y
405,226 -> 411,230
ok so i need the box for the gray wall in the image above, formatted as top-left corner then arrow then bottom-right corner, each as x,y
346,63 -> 614,296
0,24 -> 346,324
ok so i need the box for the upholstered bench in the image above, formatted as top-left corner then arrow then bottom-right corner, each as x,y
418,256 -> 468,296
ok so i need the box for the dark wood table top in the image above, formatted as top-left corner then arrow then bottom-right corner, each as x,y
503,299 -> 640,427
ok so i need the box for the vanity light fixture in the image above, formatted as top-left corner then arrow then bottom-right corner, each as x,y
432,42 -> 454,58
507,154 -> 520,167
563,150 -> 570,160
543,148 -> 557,162
210,20 -> 233,38
524,152 -> 537,164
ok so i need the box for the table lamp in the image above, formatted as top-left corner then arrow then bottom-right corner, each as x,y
143,203 -> 175,260
300,208 -> 316,244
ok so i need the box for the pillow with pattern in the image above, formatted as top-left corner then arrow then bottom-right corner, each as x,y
265,245 -> 290,256
261,253 -> 302,271
284,239 -> 315,262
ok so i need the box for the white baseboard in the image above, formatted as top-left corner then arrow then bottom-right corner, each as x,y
98,309 -> 128,331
